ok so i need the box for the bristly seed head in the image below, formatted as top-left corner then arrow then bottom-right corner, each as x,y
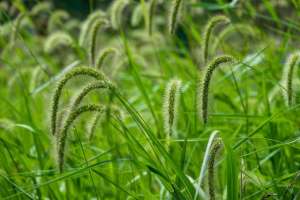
56,104 -> 106,172
202,15 -> 231,64
163,79 -> 182,147
198,55 -> 235,124
208,138 -> 223,200
282,52 -> 300,107
89,19 -> 109,67
168,0 -> 183,34
50,67 -> 108,137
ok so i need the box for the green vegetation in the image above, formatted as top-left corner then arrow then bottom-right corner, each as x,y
0,0 -> 300,199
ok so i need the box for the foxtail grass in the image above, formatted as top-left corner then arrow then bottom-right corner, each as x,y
50,67 -> 107,136
282,52 -> 300,106
44,31 -> 74,53
198,55 -> 234,124
163,79 -> 182,148
168,0 -> 183,34
202,15 -> 230,63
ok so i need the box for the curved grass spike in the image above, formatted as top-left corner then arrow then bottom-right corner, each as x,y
110,0 -> 130,30
95,47 -> 118,69
30,2 -> 52,16
70,80 -> 114,109
131,3 -> 143,27
10,13 -> 27,47
208,139 -> 223,200
148,0 -> 157,35
283,52 -> 300,106
89,19 -> 108,67
88,105 -> 122,140
50,67 -> 108,136
199,55 -> 234,124
202,15 -> 230,64
44,31 -> 74,53
163,79 -> 182,147
79,10 -> 106,46
56,104 -> 106,172
48,10 -> 70,33
168,0 -> 183,34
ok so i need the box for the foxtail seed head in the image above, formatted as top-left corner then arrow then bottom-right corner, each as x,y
89,19 -> 108,67
30,2 -> 52,16
44,31 -> 74,53
95,47 -> 118,69
48,10 -> 69,33
163,79 -> 182,147
79,10 -> 106,46
50,67 -> 108,136
131,3 -> 143,27
202,15 -> 230,64
208,139 -> 223,200
56,104 -> 106,172
10,13 -> 27,47
282,52 -> 300,106
168,0 -> 183,34
70,80 -> 114,110
199,55 -> 234,124
110,0 -> 130,30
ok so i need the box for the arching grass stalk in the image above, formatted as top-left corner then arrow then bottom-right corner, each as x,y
202,15 -> 230,63
10,13 -> 27,47
131,3 -> 143,27
110,0 -> 130,30
30,2 -> 52,16
89,19 -> 108,67
163,79 -> 182,148
47,10 -> 69,33
70,80 -> 115,109
168,0 -> 183,34
50,67 -> 108,136
56,104 -> 106,172
79,10 -> 106,46
95,47 -> 118,69
282,52 -> 300,106
198,55 -> 234,124
208,138 -> 223,200
44,31 -> 74,53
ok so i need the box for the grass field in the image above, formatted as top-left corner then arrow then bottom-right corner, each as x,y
1,0 -> 300,199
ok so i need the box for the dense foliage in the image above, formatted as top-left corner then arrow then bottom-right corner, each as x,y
1,0 -> 300,199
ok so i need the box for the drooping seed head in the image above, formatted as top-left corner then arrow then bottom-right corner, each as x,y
208,138 -> 223,200
30,2 -> 52,16
95,47 -> 118,69
168,0 -> 183,34
198,55 -> 234,124
110,0 -> 130,30
47,10 -> 70,33
50,67 -> 108,136
70,80 -> 114,110
89,19 -> 109,67
44,31 -> 74,53
131,3 -> 143,27
163,79 -> 182,147
56,104 -> 106,172
282,52 -> 300,106
10,13 -> 27,47
202,15 -> 231,63
79,10 -> 106,46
